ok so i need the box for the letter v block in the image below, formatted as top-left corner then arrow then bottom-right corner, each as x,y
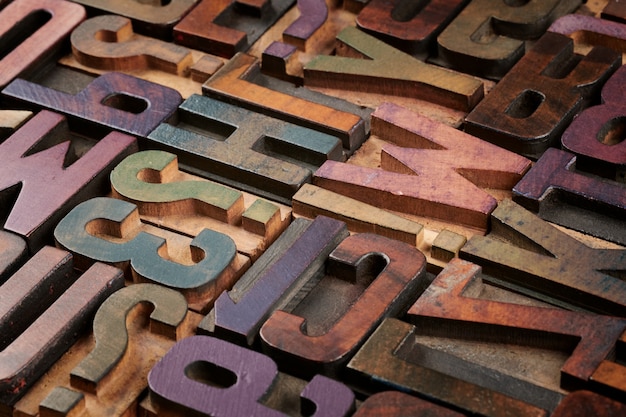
0,110 -> 136,253
314,103 -> 531,231
460,199 -> 626,317
147,94 -> 343,204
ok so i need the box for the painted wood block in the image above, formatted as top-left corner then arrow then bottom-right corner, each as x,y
431,229 -> 467,262
465,31 -> 620,159
304,26 -> 484,112
0,110 -> 137,253
551,390 -> 626,417
436,0 -> 581,79
293,184 -> 424,246
202,52 -> 368,153
460,199 -> 626,317
148,335 -> 354,416
0,255 -> 124,410
347,318 -> 548,417
561,65 -> 626,181
39,387 -> 84,417
549,14 -> 626,52
407,258 -> 626,392
71,15 -> 194,76
602,0 -> 626,24
0,231 -> 27,284
260,232 -> 428,378
147,94 -> 343,204
199,216 -> 348,347
356,0 -> 469,56
313,102 -> 531,231
2,72 -> 182,139
172,0 -> 295,57
110,150 -> 291,261
54,197 -> 248,313
281,0 -> 328,51
354,391 -> 465,417
0,0 -> 86,88
69,0 -> 198,40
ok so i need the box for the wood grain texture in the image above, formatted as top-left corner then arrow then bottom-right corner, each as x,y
0,0 -> 86,88
461,199 -> 626,317
354,391 -> 465,417
54,197 -> 243,312
173,0 -> 295,57
561,64 -> 626,180
260,232 -> 427,378
71,15 -> 194,76
551,390 -> 626,417
465,31 -> 620,159
437,0 -> 581,79
2,72 -> 182,139
0,261 -> 124,407
549,13 -> 626,52
0,110 -> 136,253
110,150 -> 291,261
200,216 -> 348,346
147,94 -> 343,204
148,335 -> 354,416
304,26 -> 484,111
512,148 -> 626,245
347,318 -> 548,417
281,0 -> 328,51
0,231 -> 27,284
356,0 -> 469,56
202,52 -> 367,153
69,0 -> 198,40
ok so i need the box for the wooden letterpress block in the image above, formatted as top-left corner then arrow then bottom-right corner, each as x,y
347,318 -> 548,417
279,0 -> 329,52
431,229 -> 467,262
203,52 -> 368,153
0,247 -> 124,413
110,150 -> 291,261
465,32 -> 620,159
69,0 -> 198,40
54,197 -> 249,313
461,199 -> 626,317
304,26 -> 484,111
314,103 -> 531,231
70,15 -> 194,76
2,72 -> 182,139
198,216 -> 349,347
354,391 -> 464,416
0,110 -> 136,253
512,148 -> 626,246
0,0 -> 85,88
0,231 -> 27,283
147,94 -> 344,204
551,391 -> 626,417
172,0 -> 295,57
549,14 -> 626,52
147,335 -> 355,416
0,110 -> 32,140
602,0 -> 626,24
259,232 -> 428,378
436,0 -> 581,79
356,0 -> 469,56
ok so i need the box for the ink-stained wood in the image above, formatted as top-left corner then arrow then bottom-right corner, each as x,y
54,197 -> 249,313
148,335 -> 354,416
436,0 -> 581,79
172,0 -> 295,57
465,31 -> 621,159
0,110 -> 137,253
347,318 -> 548,417
110,150 -> 291,261
549,14 -> 626,52
354,391 -> 465,417
461,199 -> 626,316
0,0 -> 86,88
356,0 -> 469,56
260,233 -> 427,378
147,94 -> 343,204
202,52 -> 367,153
551,390 -> 626,417
602,0 -> 626,23
431,229 -> 467,262
304,26 -> 484,111
292,184 -> 424,246
313,102 -> 531,231
199,216 -> 348,347
281,0 -> 329,51
0,231 -> 27,283
513,148 -> 626,245
2,72 -> 182,139
0,261 -> 124,410
71,15 -> 194,76
561,65 -> 626,181
588,329 -> 626,399
69,0 -> 198,40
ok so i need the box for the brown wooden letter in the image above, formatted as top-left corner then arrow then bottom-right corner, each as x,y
465,31 -> 620,159
354,391 -> 465,417
260,233 -> 427,378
